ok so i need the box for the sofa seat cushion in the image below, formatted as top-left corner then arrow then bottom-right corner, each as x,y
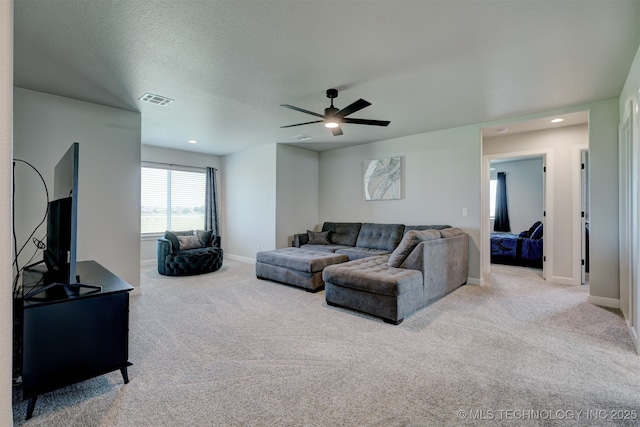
323,255 -> 423,297
300,244 -> 352,253
257,248 -> 349,273
335,247 -> 392,260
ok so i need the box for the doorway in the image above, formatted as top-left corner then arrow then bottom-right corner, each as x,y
482,150 -> 550,280
481,111 -> 589,285
489,155 -> 545,275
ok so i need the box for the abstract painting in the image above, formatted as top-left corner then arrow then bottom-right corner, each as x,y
363,156 -> 402,200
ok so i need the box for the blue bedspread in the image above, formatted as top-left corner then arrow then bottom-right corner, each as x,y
490,232 -> 543,268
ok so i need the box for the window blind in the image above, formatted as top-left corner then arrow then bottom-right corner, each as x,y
141,166 -> 205,234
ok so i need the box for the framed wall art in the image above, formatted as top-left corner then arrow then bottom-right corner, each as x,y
362,156 -> 402,200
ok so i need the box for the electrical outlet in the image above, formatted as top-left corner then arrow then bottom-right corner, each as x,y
257,243 -> 261,251
462,208 -> 469,216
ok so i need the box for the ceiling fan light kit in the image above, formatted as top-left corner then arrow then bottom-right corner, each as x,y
281,88 -> 390,136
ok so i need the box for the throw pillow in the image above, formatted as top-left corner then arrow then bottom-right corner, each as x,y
196,229 -> 213,247
388,229 -> 440,267
164,230 -> 194,251
530,223 -> 543,239
439,228 -> 464,238
307,230 -> 331,245
177,235 -> 205,250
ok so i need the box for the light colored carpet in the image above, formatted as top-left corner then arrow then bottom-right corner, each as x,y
12,259 -> 640,426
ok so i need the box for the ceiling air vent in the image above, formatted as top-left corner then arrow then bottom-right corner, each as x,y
138,93 -> 174,106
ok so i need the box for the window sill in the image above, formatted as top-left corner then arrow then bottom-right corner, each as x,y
141,233 -> 164,241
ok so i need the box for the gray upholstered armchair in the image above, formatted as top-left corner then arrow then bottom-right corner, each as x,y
157,230 -> 223,276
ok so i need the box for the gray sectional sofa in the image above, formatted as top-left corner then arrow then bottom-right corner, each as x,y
323,227 -> 469,324
273,221 -> 469,324
293,222 -> 451,260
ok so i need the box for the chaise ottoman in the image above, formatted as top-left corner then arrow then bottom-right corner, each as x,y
256,248 -> 349,292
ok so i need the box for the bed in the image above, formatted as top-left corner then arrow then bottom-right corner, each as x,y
490,221 -> 543,268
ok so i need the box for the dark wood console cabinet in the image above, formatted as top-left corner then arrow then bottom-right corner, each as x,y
21,260 -> 133,419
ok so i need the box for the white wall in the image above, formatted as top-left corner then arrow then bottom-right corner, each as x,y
276,145 -> 319,249
490,158 -> 544,234
588,100 -> 620,300
223,144 -> 277,261
1,0 -> 13,423
13,88 -> 142,289
319,125 -> 482,281
140,145 -> 222,262
484,125 -> 588,281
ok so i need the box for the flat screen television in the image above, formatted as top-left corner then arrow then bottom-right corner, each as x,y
24,143 -> 101,299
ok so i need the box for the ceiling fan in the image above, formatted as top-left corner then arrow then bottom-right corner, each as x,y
280,89 -> 390,136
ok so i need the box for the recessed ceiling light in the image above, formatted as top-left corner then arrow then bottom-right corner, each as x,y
550,118 -> 564,123
188,140 -> 198,144
138,93 -> 174,106
496,127 -> 509,134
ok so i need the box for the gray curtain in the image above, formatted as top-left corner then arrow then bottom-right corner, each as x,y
205,167 -> 219,235
494,172 -> 511,232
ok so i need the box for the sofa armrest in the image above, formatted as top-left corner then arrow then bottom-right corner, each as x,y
157,238 -> 173,275
401,233 -> 469,304
293,233 -> 309,247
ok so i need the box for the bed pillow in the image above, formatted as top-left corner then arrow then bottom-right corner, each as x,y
307,230 -> 331,245
530,223 -> 543,239
525,221 -> 542,237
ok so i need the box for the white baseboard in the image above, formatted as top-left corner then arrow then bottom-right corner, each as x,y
551,275 -> 581,286
140,259 -> 155,267
629,325 -> 639,354
467,277 -> 483,286
587,295 -> 620,309
225,253 -> 256,264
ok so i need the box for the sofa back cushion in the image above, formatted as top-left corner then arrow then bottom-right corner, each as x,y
322,222 -> 362,246
356,223 -> 405,251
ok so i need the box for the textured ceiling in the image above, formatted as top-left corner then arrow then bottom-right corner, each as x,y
13,0 -> 640,155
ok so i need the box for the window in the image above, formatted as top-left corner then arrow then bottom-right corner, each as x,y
141,166 -> 206,234
489,178 -> 497,218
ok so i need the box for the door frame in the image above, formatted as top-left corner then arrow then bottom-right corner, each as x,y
481,149 -> 552,280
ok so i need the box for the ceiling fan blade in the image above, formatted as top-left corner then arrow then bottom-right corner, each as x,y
331,125 -> 344,136
342,117 -> 391,127
337,99 -> 371,118
280,104 -> 325,119
280,120 -> 323,128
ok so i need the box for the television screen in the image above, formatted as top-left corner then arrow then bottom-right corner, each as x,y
43,197 -> 72,284
25,142 -> 101,300
48,142 -> 79,285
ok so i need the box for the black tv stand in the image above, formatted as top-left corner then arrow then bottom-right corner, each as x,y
23,281 -> 102,300
21,261 -> 133,419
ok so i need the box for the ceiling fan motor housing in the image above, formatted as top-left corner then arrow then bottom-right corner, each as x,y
325,106 -> 339,117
